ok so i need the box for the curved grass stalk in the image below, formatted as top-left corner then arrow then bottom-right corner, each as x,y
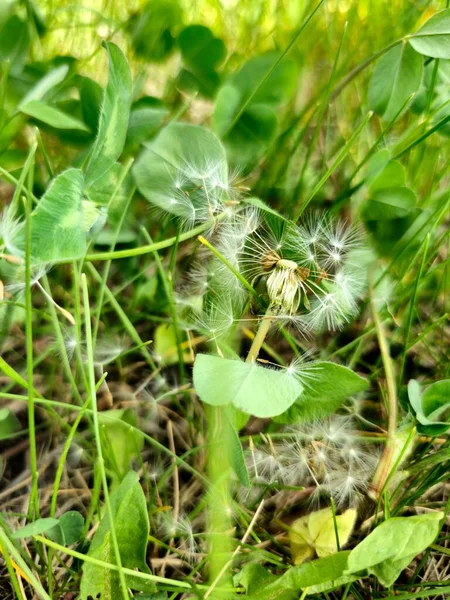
85,213 -> 228,262
81,273 -> 129,600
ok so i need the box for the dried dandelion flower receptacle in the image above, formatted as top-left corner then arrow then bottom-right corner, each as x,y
266,258 -> 309,314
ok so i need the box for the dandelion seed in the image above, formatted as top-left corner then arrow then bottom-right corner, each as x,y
283,353 -> 322,389
187,295 -> 236,342
0,207 -> 23,258
147,456 -> 166,482
323,468 -> 369,507
312,416 -> 355,446
67,441 -> 85,468
159,512 -> 198,561
93,337 -> 126,365
6,264 -> 49,294
247,448 -> 285,484
279,440 -> 313,485
61,330 -> 80,361
6,264 -> 74,323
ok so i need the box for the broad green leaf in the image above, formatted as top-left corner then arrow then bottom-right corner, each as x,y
276,362 -> 368,423
193,354 -> 304,418
213,52 -> 297,163
79,75 -> 103,133
224,407 -> 250,488
12,518 -> 60,539
127,0 -> 181,62
347,512 -> 443,587
0,1 -> 17,26
422,380 -> 450,421
178,67 -> 221,98
368,160 -> 406,192
14,168 -> 86,264
234,563 -> 297,600
19,100 -> 89,131
58,511 -> 84,545
361,186 -> 417,221
0,408 -> 20,440
99,410 -> 144,483
85,42 -> 132,187
408,379 -> 423,415
365,149 -> 391,180
213,84 -> 242,137
410,9 -> 450,59
0,15 -> 29,73
80,471 -> 154,599
368,43 -> 423,122
272,552 -> 356,595
232,53 -> 298,107
408,379 -> 450,435
132,123 -> 228,219
84,161 -> 132,227
47,511 -> 85,546
154,323 -> 190,366
178,25 -> 226,72
235,552 -> 357,598
82,200 -> 107,235
222,103 -> 278,165
19,64 -> 69,107
126,104 -> 169,151
289,508 -> 357,565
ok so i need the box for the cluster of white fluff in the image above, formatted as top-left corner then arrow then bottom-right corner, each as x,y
246,416 -> 379,508
151,159 -> 242,230
214,209 -> 369,334
177,209 -> 368,345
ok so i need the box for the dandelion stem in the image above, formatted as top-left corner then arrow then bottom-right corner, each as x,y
204,499 -> 265,599
369,281 -> 398,499
246,306 -> 277,363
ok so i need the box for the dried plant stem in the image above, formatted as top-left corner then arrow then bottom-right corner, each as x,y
246,306 -> 277,363
369,283 -> 398,499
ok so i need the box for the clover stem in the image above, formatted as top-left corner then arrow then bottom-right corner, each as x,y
246,306 -> 277,363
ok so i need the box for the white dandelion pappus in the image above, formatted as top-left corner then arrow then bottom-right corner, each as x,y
0,207 -> 23,259
223,211 -> 366,333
